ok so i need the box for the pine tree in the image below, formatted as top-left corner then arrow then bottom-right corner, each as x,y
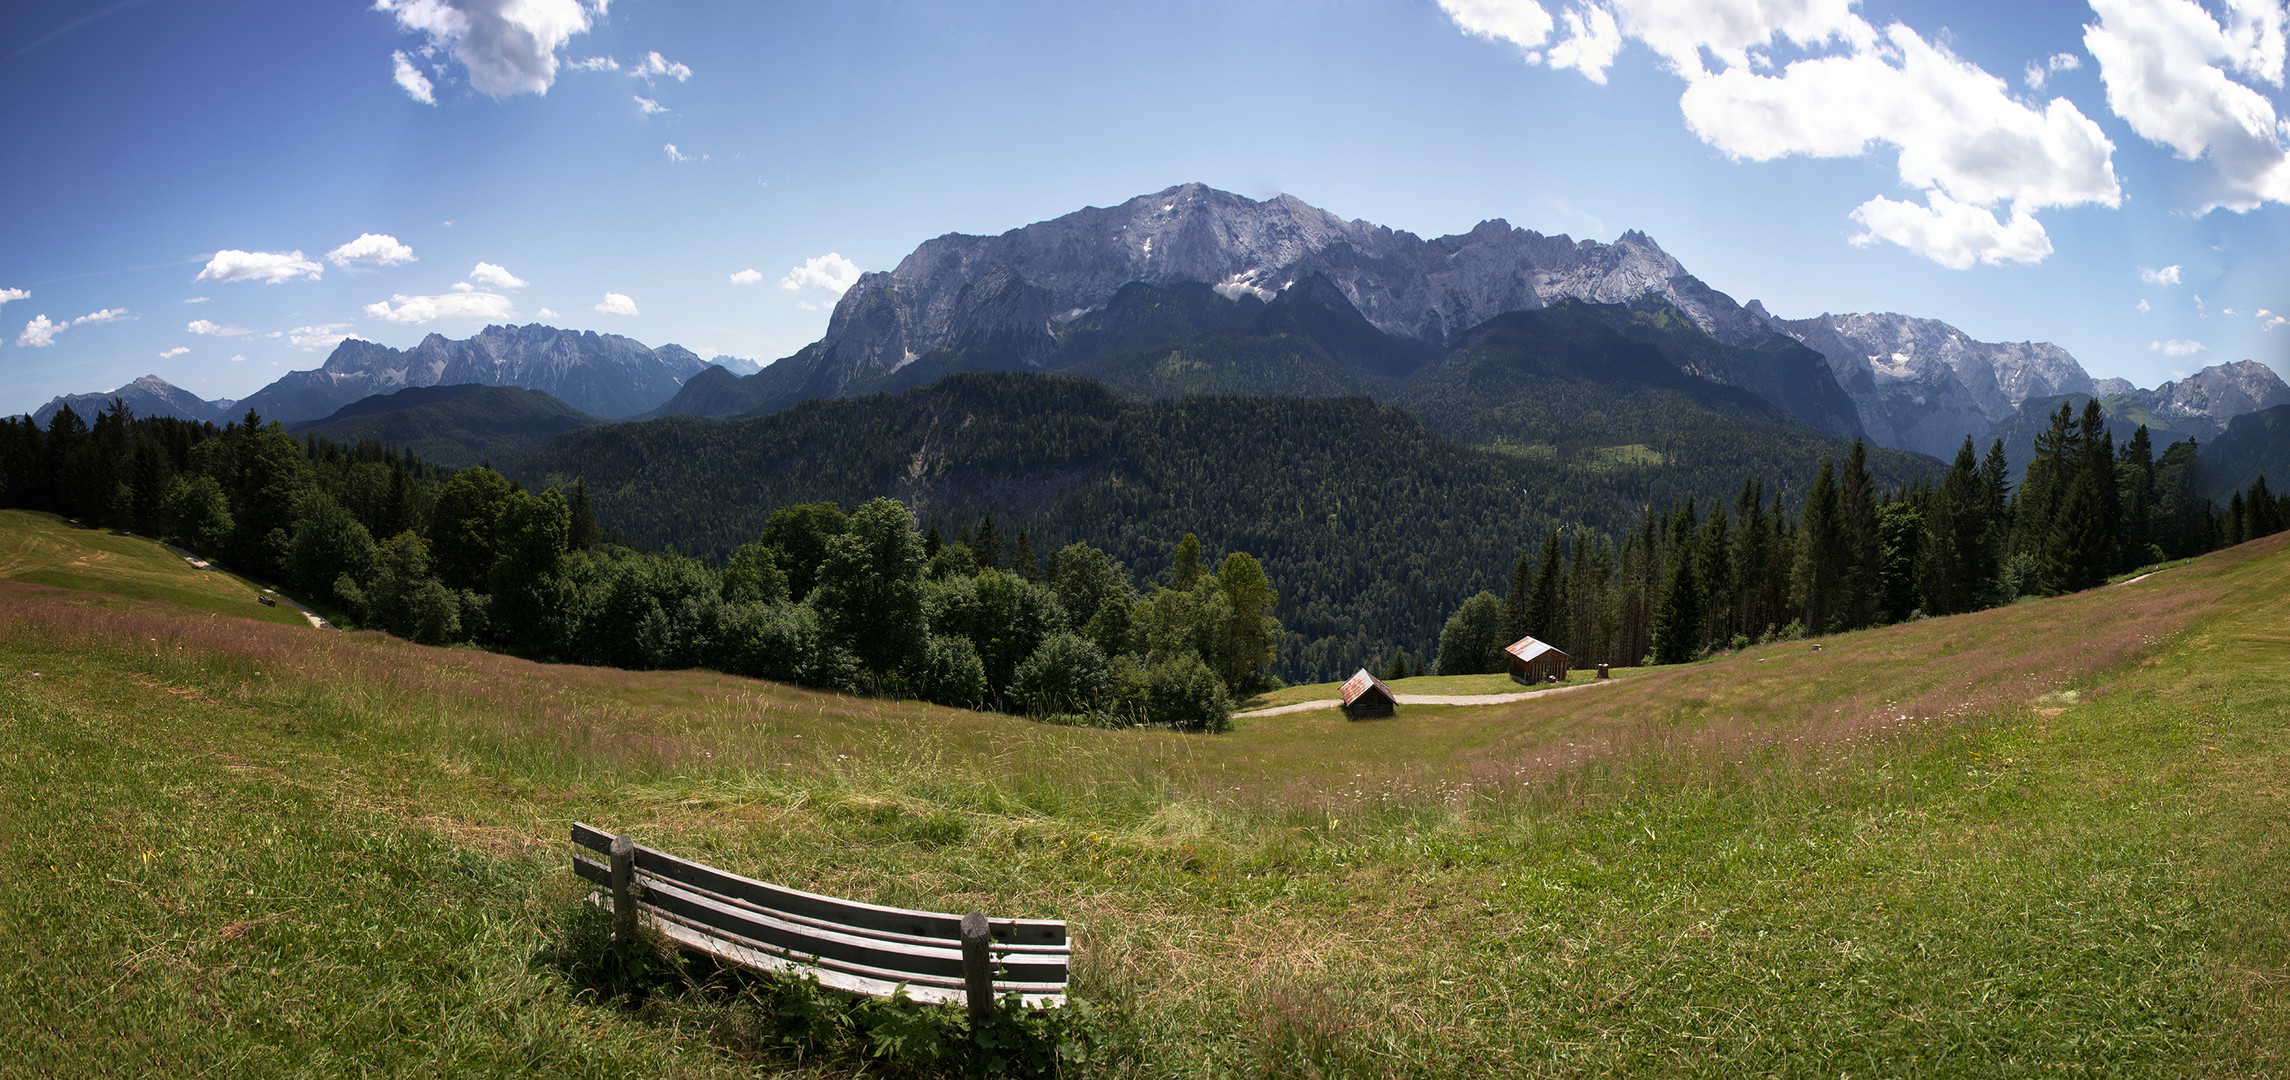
1792,458 -> 1843,634
971,514 -> 1003,571
1523,529 -> 1563,646
1919,438 -> 1983,615
1014,526 -> 1039,582
1838,440 -> 1880,630
2118,425 -> 2156,566
1650,543 -> 1704,665
1503,548 -> 1533,642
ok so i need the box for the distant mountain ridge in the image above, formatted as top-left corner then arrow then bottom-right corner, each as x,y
285,383 -> 604,468
236,324 -> 712,422
663,183 -> 2285,457
30,374 -> 232,428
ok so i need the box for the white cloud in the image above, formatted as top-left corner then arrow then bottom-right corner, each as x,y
2149,338 -> 2209,356
779,252 -> 861,296
2268,315 -> 2288,331
374,0 -> 596,100
326,232 -> 418,267
1436,0 -> 1555,57
634,94 -> 666,114
2086,0 -> 2290,212
2024,50 -> 2083,90
536,306 -> 560,319
230,354 -> 247,363
1847,190 -> 2053,268
468,261 -> 527,289
392,50 -> 436,104
0,287 -> 26,309
365,291 -> 516,323
2139,264 -> 2183,285
182,296 -> 210,304
1548,4 -> 1625,83
451,281 -> 476,291
160,346 -> 190,359
17,315 -> 64,347
288,323 -> 354,351
187,318 -> 250,336
2136,298 -> 2152,313
1439,1 -> 2119,270
730,268 -> 764,285
567,55 -> 618,72
632,50 -> 691,81
664,142 -> 693,162
196,249 -> 322,284
594,292 -> 639,316
72,308 -> 130,325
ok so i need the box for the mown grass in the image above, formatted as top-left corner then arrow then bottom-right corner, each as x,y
0,509 -> 309,628
2,517 -> 2287,1076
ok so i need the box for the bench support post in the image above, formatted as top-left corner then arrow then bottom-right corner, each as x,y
610,834 -> 637,944
961,910 -> 993,1026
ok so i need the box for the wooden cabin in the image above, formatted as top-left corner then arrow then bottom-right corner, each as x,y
1505,636 -> 1570,686
1339,668 -> 1396,718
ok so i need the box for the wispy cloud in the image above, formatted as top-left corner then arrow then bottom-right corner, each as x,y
632,50 -> 691,82
160,345 -> 189,359
634,95 -> 666,114
392,50 -> 436,104
288,323 -> 354,351
72,307 -> 130,325
2149,338 -> 2208,357
187,318 -> 250,336
2139,264 -> 2182,286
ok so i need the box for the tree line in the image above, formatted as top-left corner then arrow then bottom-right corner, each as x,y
1427,400 -> 2289,676
0,400 -> 1280,730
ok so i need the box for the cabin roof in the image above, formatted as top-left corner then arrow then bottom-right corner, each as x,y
1505,635 -> 1567,663
1340,667 -> 1395,706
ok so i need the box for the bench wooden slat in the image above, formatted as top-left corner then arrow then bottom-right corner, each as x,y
572,822 -> 1064,946
631,869 -> 1070,984
570,823 -> 1071,1007
636,901 -> 1065,1009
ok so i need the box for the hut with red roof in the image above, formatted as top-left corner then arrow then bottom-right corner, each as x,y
1339,668 -> 1396,718
1505,635 -> 1569,686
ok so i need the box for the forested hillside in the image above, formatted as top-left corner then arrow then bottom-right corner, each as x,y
515,371 -> 1932,680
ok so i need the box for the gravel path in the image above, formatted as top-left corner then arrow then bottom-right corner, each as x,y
163,542 -> 338,630
1235,678 -> 1621,718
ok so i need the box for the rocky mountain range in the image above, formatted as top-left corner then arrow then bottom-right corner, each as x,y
236,324 -> 712,422
30,374 -> 233,428
674,183 -> 2285,460
24,326 -> 748,429
21,184 -> 2287,468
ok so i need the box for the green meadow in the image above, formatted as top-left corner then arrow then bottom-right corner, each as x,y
2,507 -> 2286,1077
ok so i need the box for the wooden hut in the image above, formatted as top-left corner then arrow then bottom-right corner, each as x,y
1339,668 -> 1397,718
1505,636 -> 1570,686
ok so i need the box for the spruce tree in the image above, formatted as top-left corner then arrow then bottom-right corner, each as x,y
1503,548 -> 1533,642
1650,545 -> 1704,665
1838,441 -> 1880,630
1792,458 -> 1842,634
1919,438 -> 1983,616
2119,425 -> 2156,566
1523,529 -> 1563,646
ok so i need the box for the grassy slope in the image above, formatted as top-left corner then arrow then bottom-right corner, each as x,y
1,511 -> 2287,1076
0,510 -> 310,628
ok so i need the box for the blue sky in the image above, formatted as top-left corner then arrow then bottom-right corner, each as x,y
5,0 -> 2290,418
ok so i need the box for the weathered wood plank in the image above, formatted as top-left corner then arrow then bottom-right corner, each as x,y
571,822 -> 1065,946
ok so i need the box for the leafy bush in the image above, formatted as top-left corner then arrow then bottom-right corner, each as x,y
1010,632 -> 1112,718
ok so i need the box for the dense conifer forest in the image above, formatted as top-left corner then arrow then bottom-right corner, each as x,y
5,390 -> 2280,711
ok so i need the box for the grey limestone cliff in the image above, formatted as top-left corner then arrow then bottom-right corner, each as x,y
235,324 -> 712,423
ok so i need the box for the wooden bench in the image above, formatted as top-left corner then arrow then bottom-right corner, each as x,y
570,823 -> 1069,1010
